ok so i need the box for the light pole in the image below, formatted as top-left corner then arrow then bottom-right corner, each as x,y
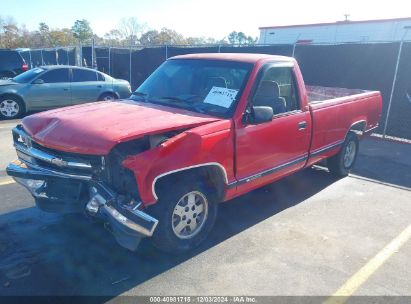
383,25 -> 411,137
292,33 -> 302,57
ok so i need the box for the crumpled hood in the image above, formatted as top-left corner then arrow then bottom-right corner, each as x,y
22,100 -> 221,155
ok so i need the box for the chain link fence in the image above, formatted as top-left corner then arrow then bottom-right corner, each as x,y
14,42 -> 411,141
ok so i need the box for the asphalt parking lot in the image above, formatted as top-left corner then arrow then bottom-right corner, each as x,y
0,119 -> 411,301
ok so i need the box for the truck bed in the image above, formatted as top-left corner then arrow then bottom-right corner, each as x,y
306,85 -> 369,103
305,85 -> 382,166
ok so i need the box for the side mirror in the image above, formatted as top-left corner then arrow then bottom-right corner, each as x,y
246,106 -> 273,124
33,79 -> 44,84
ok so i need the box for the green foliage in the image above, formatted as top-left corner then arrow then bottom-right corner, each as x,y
71,19 -> 93,43
0,15 -> 257,48
227,31 -> 258,45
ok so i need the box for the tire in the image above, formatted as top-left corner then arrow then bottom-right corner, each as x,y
148,179 -> 218,254
99,92 -> 117,101
0,95 -> 25,119
327,131 -> 359,177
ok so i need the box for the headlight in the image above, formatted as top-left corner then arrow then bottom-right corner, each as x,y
14,178 -> 45,192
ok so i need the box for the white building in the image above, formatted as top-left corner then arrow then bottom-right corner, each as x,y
259,17 -> 411,44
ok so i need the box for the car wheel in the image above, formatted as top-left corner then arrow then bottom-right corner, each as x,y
99,93 -> 117,101
327,131 -> 359,177
0,96 -> 25,119
148,180 -> 218,254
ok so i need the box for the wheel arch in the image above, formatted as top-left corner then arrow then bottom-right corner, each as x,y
345,119 -> 367,140
152,163 -> 228,202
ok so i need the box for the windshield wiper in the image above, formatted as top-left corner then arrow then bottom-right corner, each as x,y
157,96 -> 206,113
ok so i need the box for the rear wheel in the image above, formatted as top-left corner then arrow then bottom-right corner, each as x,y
0,96 -> 25,119
99,92 -> 117,101
148,180 -> 218,254
327,132 -> 359,177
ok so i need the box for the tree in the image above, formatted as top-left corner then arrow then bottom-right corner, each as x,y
2,24 -> 20,48
103,29 -> 124,46
49,28 -> 75,47
71,19 -> 93,43
227,31 -> 258,45
139,28 -> 186,46
118,17 -> 147,44
38,22 -> 50,46
139,29 -> 160,46
156,28 -> 186,45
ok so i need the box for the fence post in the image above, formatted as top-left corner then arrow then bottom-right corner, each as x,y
129,45 -> 132,84
108,47 -> 111,75
78,43 -> 83,67
92,38 -> 95,69
383,26 -> 411,138
28,50 -> 33,68
292,43 -> 297,57
218,44 -> 221,53
40,49 -> 44,65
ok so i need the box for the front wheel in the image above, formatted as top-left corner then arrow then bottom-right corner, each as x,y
0,96 -> 25,119
148,181 -> 218,254
327,131 -> 359,177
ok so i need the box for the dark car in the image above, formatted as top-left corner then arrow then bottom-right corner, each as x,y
0,49 -> 28,79
0,65 -> 132,119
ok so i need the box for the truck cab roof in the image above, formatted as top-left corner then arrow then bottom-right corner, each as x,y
170,53 -> 294,64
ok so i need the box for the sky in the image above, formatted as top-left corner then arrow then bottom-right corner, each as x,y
1,0 -> 410,39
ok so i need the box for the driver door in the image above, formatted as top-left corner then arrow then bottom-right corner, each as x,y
235,64 -> 311,190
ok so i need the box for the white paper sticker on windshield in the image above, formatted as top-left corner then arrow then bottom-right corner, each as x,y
204,86 -> 238,108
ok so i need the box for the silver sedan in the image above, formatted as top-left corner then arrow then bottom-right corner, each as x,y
0,65 -> 132,119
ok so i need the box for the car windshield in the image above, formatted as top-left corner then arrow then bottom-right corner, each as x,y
130,59 -> 253,118
12,68 -> 45,83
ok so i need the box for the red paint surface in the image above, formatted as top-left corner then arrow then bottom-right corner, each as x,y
21,54 -> 383,205
22,100 -> 220,155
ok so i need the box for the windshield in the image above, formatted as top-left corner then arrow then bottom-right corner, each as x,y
12,68 -> 45,83
130,59 -> 253,118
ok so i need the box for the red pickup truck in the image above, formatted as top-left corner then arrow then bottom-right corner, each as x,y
7,53 -> 382,253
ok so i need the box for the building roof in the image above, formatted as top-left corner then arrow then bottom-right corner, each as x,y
170,53 -> 292,63
259,17 -> 411,30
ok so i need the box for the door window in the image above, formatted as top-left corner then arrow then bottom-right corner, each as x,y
40,69 -> 69,83
252,66 -> 299,115
72,69 -> 98,82
97,72 -> 105,81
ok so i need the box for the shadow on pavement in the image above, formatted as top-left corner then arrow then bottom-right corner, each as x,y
351,136 -> 411,189
0,168 -> 337,297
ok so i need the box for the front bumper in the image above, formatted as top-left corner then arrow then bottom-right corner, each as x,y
7,160 -> 158,251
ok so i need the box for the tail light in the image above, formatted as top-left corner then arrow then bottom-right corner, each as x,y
22,63 -> 28,71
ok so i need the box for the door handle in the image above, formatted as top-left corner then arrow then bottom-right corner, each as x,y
298,121 -> 307,130
63,88 -> 69,91
97,85 -> 102,88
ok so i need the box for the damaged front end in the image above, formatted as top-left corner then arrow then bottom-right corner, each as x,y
6,125 -> 158,251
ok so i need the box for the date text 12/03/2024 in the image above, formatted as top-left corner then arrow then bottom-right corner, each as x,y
149,296 -> 257,303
